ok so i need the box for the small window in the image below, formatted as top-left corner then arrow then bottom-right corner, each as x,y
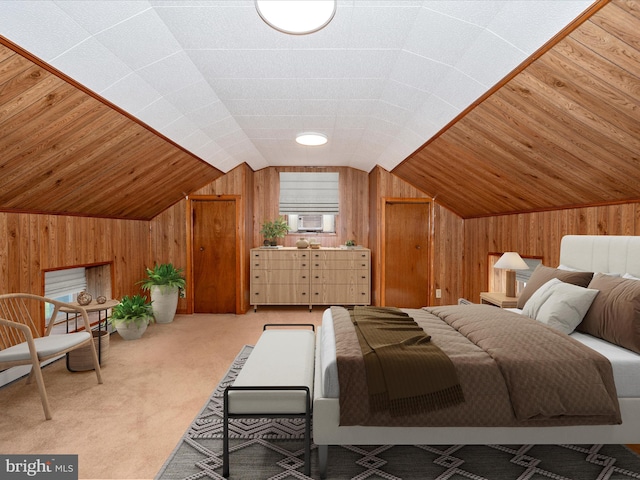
44,267 -> 87,330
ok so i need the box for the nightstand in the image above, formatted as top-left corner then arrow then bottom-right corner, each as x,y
480,292 -> 518,308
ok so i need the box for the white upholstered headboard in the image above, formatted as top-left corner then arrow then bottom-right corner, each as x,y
559,235 -> 640,277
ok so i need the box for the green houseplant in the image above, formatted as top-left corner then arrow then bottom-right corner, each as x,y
109,294 -> 154,340
260,217 -> 289,246
138,263 -> 186,324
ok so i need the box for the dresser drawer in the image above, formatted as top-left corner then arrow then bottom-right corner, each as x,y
311,284 -> 370,305
251,269 -> 309,284
310,250 -> 370,261
251,249 -> 310,261
251,285 -> 310,304
251,260 -> 310,271
312,260 -> 369,270
311,269 -> 367,285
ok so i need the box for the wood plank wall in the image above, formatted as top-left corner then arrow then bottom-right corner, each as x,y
149,163 -> 253,313
0,212 -> 149,330
464,203 -> 640,304
368,166 -> 464,307
5,165 -> 638,331
252,166 -> 369,248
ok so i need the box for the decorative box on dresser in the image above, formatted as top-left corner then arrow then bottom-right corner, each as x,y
250,247 -> 371,311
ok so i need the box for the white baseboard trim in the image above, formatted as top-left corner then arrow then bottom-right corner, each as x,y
0,356 -> 62,388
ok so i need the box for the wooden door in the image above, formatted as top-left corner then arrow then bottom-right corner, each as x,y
192,199 -> 237,313
383,200 -> 431,308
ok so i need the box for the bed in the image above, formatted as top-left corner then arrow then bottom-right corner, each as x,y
312,235 -> 640,476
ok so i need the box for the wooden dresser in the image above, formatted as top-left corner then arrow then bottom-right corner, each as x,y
250,247 -> 371,311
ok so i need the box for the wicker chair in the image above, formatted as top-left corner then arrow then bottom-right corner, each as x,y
0,293 -> 103,420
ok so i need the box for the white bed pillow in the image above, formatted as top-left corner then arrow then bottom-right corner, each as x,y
623,273 -> 640,280
522,278 -> 599,334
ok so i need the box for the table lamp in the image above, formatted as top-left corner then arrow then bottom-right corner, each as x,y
494,252 -> 529,298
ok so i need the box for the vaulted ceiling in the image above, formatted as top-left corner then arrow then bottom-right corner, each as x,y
1,0 -> 639,220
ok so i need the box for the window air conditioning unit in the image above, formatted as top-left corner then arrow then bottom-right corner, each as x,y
297,215 -> 323,232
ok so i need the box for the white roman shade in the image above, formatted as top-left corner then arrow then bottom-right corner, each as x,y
279,172 -> 339,215
516,258 -> 542,284
44,267 -> 87,298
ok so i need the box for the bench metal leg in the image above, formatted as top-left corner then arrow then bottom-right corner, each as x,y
318,444 -> 328,479
304,406 -> 311,476
223,385 -> 311,477
223,388 -> 230,477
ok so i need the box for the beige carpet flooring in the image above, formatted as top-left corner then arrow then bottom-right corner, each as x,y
0,307 -> 324,480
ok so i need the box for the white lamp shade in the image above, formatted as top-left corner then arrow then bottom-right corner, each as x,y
494,252 -> 529,270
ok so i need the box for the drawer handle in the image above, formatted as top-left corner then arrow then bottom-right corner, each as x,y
361,276 -> 366,279
361,264 -> 366,267
255,276 -> 260,279
315,276 -> 320,279
315,263 -> 320,267
302,276 -> 307,279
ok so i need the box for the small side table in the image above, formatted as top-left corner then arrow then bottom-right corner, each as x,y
480,292 -> 518,308
60,299 -> 119,369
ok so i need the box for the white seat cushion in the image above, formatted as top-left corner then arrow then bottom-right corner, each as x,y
0,332 -> 91,363
228,329 -> 315,415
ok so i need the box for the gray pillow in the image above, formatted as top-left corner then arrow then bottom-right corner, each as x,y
517,264 -> 594,309
522,278 -> 599,334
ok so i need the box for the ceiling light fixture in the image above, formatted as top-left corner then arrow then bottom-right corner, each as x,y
255,0 -> 337,35
296,132 -> 328,146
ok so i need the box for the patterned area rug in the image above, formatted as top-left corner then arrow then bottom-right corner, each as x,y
156,346 -> 640,480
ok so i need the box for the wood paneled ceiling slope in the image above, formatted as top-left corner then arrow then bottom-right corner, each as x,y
0,41 -> 223,220
394,0 -> 640,218
0,1 -> 638,220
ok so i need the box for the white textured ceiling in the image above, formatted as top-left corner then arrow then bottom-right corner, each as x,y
0,0 -> 594,173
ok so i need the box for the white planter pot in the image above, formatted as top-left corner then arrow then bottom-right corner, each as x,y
113,317 -> 149,340
150,285 -> 180,324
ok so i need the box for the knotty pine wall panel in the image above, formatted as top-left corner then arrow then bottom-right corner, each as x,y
0,212 -> 149,332
190,163 -> 254,313
463,203 -> 640,304
251,166 -> 369,249
149,163 -> 253,313
432,204 -> 464,306
367,167 -> 464,307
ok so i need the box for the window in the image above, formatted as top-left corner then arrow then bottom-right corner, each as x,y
42,263 -> 112,332
44,267 -> 87,325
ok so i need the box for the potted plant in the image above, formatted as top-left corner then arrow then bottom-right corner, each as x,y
138,263 -> 186,324
109,295 -> 154,340
260,217 -> 289,246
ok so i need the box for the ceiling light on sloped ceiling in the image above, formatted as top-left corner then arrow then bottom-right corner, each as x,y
296,132 -> 328,146
255,0 -> 337,35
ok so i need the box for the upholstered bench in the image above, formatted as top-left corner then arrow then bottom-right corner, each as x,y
223,324 -> 315,477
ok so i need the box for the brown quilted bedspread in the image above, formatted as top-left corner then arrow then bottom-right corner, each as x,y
333,304 -> 621,427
